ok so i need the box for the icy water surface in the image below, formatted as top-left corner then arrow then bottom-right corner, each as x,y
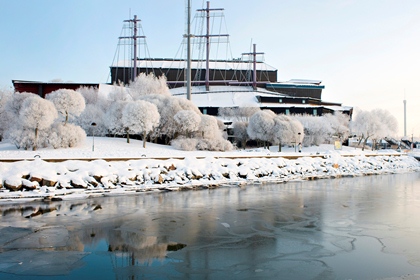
1,173 -> 420,279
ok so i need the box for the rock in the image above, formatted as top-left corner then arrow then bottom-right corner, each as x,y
155,174 -> 164,184
41,179 -> 57,187
29,176 -> 42,183
22,179 -> 38,191
4,180 -> 22,191
93,175 -> 103,182
168,164 -> 176,171
70,180 -> 87,189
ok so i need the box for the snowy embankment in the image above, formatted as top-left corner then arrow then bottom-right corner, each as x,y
0,137 -> 419,202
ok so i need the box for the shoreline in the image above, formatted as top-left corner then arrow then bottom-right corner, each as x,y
1,153 -> 419,204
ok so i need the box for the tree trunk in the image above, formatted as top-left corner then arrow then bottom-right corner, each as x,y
33,127 -> 38,151
362,137 -> 368,151
143,131 -> 147,148
278,142 -> 282,152
126,128 -> 130,144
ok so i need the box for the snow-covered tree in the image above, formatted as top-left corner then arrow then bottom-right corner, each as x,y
174,110 -> 201,138
247,110 -> 276,147
46,89 -> 85,124
75,104 -> 108,136
271,115 -> 290,151
0,88 -> 13,141
77,86 -> 110,111
129,72 -> 171,99
294,114 -> 332,146
218,106 -> 260,122
108,82 -> 132,102
121,100 -> 160,147
323,113 -> 350,142
351,109 -> 398,150
19,96 -> 58,151
232,121 -> 248,149
105,101 -> 128,136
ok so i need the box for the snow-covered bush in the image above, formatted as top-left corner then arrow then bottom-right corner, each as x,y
121,100 -> 160,147
46,89 -> 85,124
49,123 -> 86,148
170,137 -> 199,151
174,110 -> 201,137
196,138 -> 233,151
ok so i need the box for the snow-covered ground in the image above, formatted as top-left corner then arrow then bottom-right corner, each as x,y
0,137 -> 419,203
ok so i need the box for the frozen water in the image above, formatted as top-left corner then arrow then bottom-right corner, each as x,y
0,173 -> 420,279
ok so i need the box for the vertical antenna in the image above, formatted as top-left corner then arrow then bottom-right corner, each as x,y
404,90 -> 407,137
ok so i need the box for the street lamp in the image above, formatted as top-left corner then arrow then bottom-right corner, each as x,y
295,132 -> 302,152
91,122 -> 97,152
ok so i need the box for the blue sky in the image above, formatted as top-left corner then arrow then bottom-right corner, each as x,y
1,0 -> 420,137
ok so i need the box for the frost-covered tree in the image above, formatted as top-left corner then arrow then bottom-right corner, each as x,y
232,121 -> 248,149
247,110 -> 276,147
75,104 -> 108,136
271,115 -> 291,152
294,114 -> 333,146
372,109 -> 398,138
218,106 -> 260,122
107,82 -> 132,102
174,110 -> 201,138
46,89 -> 85,124
121,100 -> 160,147
105,101 -> 128,136
77,86 -> 110,111
0,88 -> 13,141
351,109 -> 398,151
323,113 -> 350,142
129,72 -> 171,99
18,96 -> 58,151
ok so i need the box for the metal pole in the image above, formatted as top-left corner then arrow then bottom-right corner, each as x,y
205,1 -> 210,91
187,0 -> 192,100
91,123 -> 97,152
133,15 -> 138,81
253,44 -> 257,90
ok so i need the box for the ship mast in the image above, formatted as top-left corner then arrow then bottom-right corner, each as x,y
119,15 -> 145,82
186,0 -> 192,100
242,44 -> 264,90
196,1 -> 229,91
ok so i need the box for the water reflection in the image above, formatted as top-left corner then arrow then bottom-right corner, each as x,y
0,173 -> 420,279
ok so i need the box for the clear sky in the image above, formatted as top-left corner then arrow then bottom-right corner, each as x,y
1,0 -> 420,137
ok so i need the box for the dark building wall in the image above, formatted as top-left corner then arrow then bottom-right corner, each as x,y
110,66 -> 278,86
13,81 -> 99,98
265,86 -> 323,99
